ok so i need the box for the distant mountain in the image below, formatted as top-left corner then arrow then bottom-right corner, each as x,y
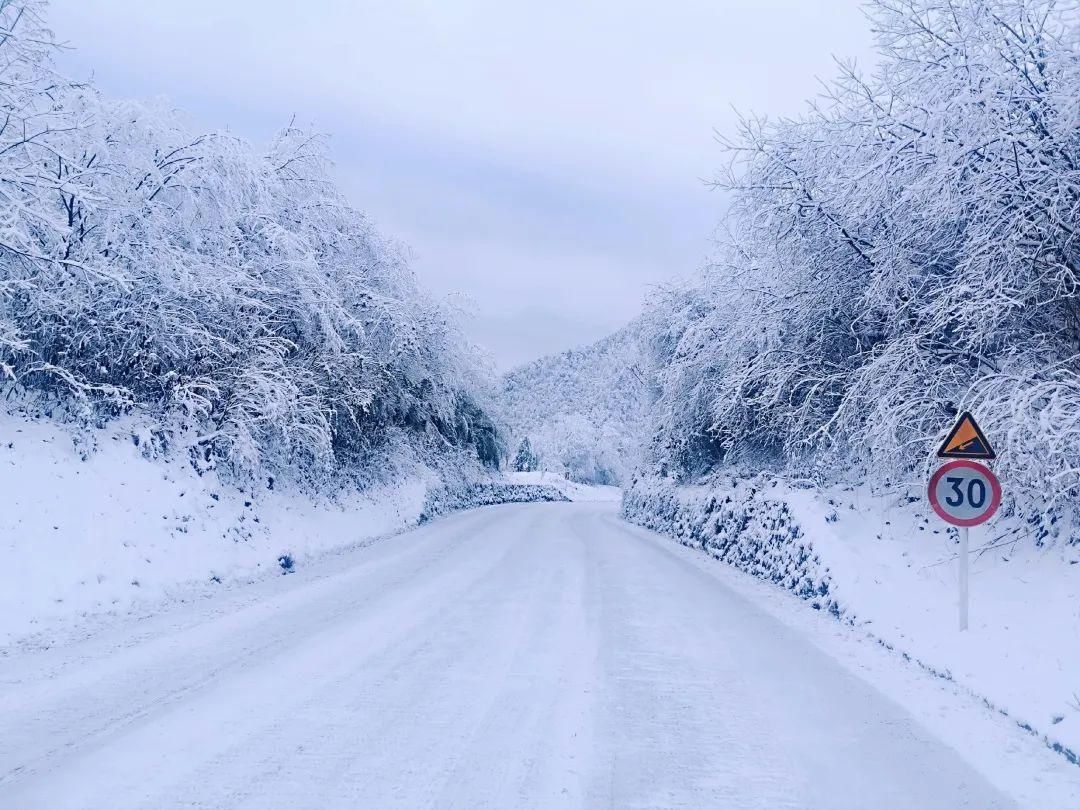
498,323 -> 652,485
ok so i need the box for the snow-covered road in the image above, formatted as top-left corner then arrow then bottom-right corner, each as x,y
0,502 -> 1042,808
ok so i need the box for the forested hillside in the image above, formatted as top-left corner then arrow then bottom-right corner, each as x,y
638,0 -> 1080,509
499,322 -> 651,484
0,0 -> 499,487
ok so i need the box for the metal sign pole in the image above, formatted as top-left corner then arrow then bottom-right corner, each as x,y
958,526 -> 969,632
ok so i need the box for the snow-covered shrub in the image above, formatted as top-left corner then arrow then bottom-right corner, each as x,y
622,474 -> 838,614
465,482 -> 568,508
419,475 -> 568,523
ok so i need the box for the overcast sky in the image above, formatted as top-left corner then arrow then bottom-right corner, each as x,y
48,0 -> 875,370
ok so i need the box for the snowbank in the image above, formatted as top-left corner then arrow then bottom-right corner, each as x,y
0,410 -> 557,650
0,412 -> 431,649
623,474 -> 1080,765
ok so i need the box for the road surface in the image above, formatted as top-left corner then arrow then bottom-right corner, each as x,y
0,501 -> 1019,809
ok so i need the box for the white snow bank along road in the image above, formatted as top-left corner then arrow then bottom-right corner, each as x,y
1,502 -> 1077,809
0,410 -> 567,650
622,474 -> 1080,761
0,412 -> 428,648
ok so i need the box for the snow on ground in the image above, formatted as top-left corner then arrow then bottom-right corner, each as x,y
784,480 -> 1080,760
625,474 -> 1080,765
624,512 -> 1080,809
0,418 -> 1075,807
0,410 -> 431,650
3,501 -> 1077,808
507,470 -> 621,502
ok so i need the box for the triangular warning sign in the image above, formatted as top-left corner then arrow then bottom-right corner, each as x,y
937,412 -> 995,459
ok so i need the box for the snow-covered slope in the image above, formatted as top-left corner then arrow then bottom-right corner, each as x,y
623,474 -> 1080,766
0,409 -> 559,651
0,411 -> 432,649
498,323 -> 651,485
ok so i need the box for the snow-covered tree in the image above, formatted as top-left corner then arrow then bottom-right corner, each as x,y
513,437 -> 539,472
0,2 -> 499,484
644,0 -> 1080,504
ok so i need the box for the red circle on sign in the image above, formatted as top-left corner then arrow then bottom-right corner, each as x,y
928,459 -> 1001,527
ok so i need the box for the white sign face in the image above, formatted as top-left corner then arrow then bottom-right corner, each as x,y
928,460 -> 1001,527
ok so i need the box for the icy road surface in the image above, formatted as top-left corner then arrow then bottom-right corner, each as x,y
0,502 -> 1048,808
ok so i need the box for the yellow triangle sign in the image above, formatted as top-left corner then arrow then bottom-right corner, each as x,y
937,412 -> 995,459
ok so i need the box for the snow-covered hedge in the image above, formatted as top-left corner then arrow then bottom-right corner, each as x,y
622,474 -> 839,615
467,482 -> 568,507
420,480 -> 568,523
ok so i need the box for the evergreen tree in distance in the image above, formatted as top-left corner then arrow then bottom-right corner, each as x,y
513,438 -> 539,473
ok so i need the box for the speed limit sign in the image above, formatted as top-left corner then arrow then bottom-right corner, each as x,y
929,415 -> 1002,633
928,459 -> 1001,527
